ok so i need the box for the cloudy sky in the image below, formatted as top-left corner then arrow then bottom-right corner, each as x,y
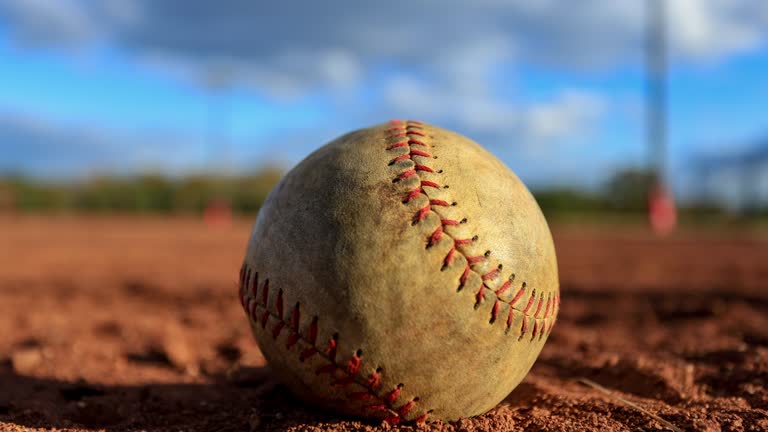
1,0 -> 767,190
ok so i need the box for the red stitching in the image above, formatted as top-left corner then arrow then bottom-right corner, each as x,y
384,415 -> 401,425
409,149 -> 432,158
522,291 -> 537,314
416,205 -> 430,222
261,279 -> 269,305
491,300 -> 501,322
243,120 -> 559,425
475,284 -> 486,305
272,321 -> 285,339
306,317 -> 318,344
397,169 -> 417,181
347,352 -> 362,374
429,226 -> 443,246
250,299 -> 258,322
390,154 -> 410,165
242,267 -> 249,296
509,285 -> 526,305
286,332 -> 300,350
386,385 -> 403,404
386,120 -> 559,341
367,370 -> 382,388
466,255 -> 486,265
443,247 -> 456,268
482,268 -> 500,281
534,294 -> 544,318
404,188 -> 422,203
250,271 -> 258,297
415,412 -> 431,422
460,265 -> 471,286
398,400 -> 417,415
495,280 -> 512,296
507,308 -> 516,328
239,262 -> 422,424
386,141 -> 408,150
326,336 -> 338,361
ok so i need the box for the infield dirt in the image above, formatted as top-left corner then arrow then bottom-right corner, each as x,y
1,216 -> 767,431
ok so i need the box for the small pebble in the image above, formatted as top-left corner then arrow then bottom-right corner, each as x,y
11,348 -> 42,374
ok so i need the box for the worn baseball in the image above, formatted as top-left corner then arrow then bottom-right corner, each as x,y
239,120 -> 559,423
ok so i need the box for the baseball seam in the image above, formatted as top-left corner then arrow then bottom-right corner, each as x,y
242,120 -> 558,424
238,263 -> 431,424
387,119 -> 559,340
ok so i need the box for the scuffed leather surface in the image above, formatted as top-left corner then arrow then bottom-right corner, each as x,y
241,121 -> 559,422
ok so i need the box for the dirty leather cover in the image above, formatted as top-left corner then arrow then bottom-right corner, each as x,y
239,120 -> 560,422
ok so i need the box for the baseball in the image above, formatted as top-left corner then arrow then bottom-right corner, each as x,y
239,120 -> 559,423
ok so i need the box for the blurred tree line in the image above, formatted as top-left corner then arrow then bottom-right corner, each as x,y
0,167 -> 739,221
0,169 -> 282,215
535,168 -> 731,222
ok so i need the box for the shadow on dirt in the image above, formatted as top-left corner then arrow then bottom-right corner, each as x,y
0,365 -> 345,431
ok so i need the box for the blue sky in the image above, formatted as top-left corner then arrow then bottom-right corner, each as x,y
1,0 -> 767,197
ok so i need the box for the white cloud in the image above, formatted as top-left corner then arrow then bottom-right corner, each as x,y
523,91 -> 605,142
385,75 -> 604,148
669,0 -> 768,59
3,0 -> 768,87
0,0 -> 766,175
0,0 -> 96,47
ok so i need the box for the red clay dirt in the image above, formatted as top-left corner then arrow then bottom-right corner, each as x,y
1,215 -> 767,431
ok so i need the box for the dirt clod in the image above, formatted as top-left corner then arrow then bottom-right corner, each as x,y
10,348 -> 42,375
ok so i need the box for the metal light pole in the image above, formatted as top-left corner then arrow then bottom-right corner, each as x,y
646,0 -> 677,235
646,0 -> 667,181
